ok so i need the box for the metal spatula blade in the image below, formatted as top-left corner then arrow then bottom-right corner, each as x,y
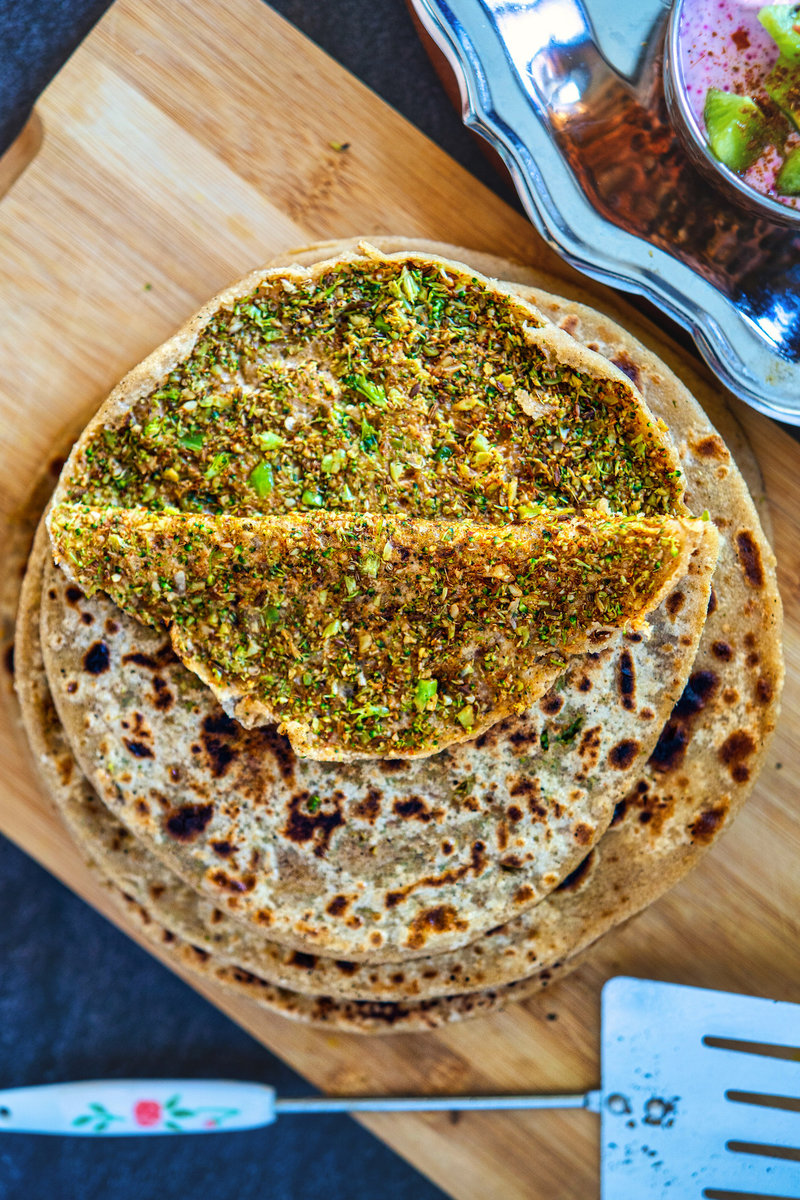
0,978 -> 797,1197
600,977 -> 800,1198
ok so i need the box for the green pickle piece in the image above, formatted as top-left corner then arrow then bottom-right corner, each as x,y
765,55 -> 800,132
703,88 -> 768,173
758,3 -> 800,62
777,143 -> 800,193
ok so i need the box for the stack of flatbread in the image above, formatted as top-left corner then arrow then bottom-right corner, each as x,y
14,240 -> 783,1033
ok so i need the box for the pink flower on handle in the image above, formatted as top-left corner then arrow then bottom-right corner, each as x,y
133,1099 -> 162,1127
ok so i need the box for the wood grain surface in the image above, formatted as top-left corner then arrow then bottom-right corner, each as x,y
0,2 -> 796,1197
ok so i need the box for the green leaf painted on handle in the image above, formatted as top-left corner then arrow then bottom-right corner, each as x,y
171,1109 -> 193,1118
71,1115 -> 92,1126
165,1120 -> 182,1131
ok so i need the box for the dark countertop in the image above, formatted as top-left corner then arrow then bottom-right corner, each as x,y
0,3 -> 502,1197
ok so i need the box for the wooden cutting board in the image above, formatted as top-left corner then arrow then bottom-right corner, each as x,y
0,2 -> 797,1196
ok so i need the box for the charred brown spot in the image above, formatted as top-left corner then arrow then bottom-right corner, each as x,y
210,869 -> 255,893
335,960 -> 358,975
611,798 -> 628,825
283,791 -> 344,858
723,687 -> 739,705
200,711 -> 239,778
507,805 -> 523,822
123,738 -> 154,759
736,531 -> 764,588
65,586 -> 84,605
57,755 -> 73,785
540,692 -> 563,715
617,650 -> 636,711
711,640 -> 733,661
609,739 -> 639,769
666,591 -> 684,616
441,839 -> 454,854
573,822 -> 593,844
694,434 -> 726,460
589,630 -> 612,643
393,796 -> 431,821
211,840 -> 234,857
689,805 -> 727,843
406,904 -> 467,950
79,611 -> 93,626
385,841 -> 486,908
326,894 -> 349,917
151,676 -> 174,711
756,676 -> 773,704
105,618 -> 119,635
611,352 -> 641,386
514,884 -> 535,904
250,724 -> 295,783
354,786 -> 382,823
719,729 -> 756,782
577,675 -> 592,692
83,641 -> 110,675
560,315 -> 579,335
676,670 -> 718,717
288,951 -> 318,969
121,642 -> 178,670
649,670 -> 719,773
509,775 -> 539,798
166,803 -> 214,842
382,758 -> 409,773
555,850 -> 595,892
500,854 -> 524,868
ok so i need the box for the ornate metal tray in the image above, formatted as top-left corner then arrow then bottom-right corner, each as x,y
410,0 -> 800,423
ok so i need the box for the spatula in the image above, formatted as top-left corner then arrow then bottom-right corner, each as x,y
1,978 -> 798,1197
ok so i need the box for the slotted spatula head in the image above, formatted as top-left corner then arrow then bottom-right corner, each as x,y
600,977 -> 800,1199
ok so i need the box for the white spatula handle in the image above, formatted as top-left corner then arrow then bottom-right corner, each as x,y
0,1080 -> 598,1135
0,1080 -> 276,1135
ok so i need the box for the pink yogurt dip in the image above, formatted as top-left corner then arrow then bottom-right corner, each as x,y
678,0 -> 800,207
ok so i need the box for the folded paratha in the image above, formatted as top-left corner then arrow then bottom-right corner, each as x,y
48,506 -> 708,759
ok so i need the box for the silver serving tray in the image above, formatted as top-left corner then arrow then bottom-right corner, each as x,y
410,0 -> 800,423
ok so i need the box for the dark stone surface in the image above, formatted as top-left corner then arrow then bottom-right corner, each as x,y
0,5 -> 462,1196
